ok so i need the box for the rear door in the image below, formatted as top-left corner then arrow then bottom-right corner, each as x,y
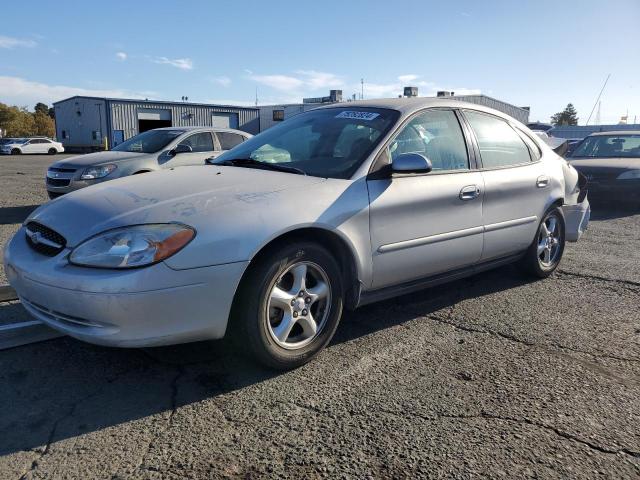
167,131 -> 216,167
367,108 -> 484,289
462,110 -> 548,260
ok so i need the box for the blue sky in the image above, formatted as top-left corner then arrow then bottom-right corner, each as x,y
1,0 -> 638,124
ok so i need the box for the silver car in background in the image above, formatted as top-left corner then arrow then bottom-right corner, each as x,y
45,127 -> 251,198
5,98 -> 589,369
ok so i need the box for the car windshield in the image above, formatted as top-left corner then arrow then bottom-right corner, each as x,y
112,129 -> 185,153
571,134 -> 640,158
213,107 -> 399,179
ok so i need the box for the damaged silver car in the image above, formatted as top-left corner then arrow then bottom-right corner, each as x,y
4,98 -> 589,369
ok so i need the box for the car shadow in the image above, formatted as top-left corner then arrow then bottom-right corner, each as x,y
0,205 -> 39,225
0,264 -> 531,457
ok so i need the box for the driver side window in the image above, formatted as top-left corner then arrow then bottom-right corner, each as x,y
390,109 -> 469,171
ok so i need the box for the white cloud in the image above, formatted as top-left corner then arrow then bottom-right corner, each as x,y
151,56 -> 193,70
0,76 -> 151,106
211,76 -> 231,87
248,70 -> 344,92
0,35 -> 37,49
295,70 -> 344,89
398,74 -> 419,83
249,74 -> 304,91
115,51 -> 127,61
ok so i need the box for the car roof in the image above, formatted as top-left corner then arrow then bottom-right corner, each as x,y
151,126 -> 250,134
315,97 -> 524,124
588,130 -> 640,136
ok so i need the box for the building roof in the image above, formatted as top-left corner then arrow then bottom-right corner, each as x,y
53,95 -> 259,111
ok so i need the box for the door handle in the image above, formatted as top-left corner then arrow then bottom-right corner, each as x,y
459,185 -> 481,201
536,175 -> 550,188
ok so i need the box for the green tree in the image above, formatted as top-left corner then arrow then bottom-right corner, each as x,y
33,111 -> 55,137
550,103 -> 579,126
34,102 -> 49,116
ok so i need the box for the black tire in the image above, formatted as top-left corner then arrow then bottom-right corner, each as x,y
11,148 -> 20,155
519,205 -> 565,278
48,148 -> 57,155
231,242 -> 344,370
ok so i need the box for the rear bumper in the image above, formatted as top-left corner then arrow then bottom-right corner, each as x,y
562,198 -> 590,242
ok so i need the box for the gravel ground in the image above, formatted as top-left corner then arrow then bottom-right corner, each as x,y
0,154 -> 639,478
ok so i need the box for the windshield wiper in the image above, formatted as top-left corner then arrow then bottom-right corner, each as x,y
217,158 -> 306,176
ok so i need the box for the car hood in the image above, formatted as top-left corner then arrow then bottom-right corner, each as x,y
569,157 -> 640,170
50,151 -> 147,168
26,166 -> 327,246
2,142 -> 26,148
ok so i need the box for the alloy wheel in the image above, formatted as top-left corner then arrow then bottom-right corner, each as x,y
265,261 -> 332,350
537,212 -> 563,267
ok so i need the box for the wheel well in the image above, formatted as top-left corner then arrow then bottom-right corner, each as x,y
133,170 -> 151,175
244,228 -> 360,308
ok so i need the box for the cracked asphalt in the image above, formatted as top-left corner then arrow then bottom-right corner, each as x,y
1,155 -> 639,478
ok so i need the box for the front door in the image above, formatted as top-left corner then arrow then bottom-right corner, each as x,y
367,109 -> 484,289
462,110 -> 549,260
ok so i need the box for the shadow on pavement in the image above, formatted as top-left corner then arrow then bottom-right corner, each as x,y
0,264 -> 532,456
0,205 -> 40,225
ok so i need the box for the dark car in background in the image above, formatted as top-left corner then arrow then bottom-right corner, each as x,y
568,131 -> 640,202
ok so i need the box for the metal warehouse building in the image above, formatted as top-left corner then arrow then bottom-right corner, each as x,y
53,97 -> 260,151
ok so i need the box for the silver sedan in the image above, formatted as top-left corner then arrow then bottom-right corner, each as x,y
4,98 -> 590,369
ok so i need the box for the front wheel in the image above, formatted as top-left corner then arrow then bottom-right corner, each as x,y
519,206 -> 565,278
232,242 -> 344,369
11,148 -> 20,155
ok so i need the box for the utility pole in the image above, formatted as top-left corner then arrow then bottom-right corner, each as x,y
255,87 -> 258,107
361,78 -> 364,100
586,74 -> 610,125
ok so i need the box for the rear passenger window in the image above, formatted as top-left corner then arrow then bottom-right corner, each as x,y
390,109 -> 469,171
217,132 -> 245,150
465,111 -> 532,168
179,132 -> 214,152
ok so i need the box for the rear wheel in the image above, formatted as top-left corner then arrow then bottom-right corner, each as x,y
11,148 -> 20,155
48,148 -> 57,155
232,242 -> 343,369
519,206 -> 565,278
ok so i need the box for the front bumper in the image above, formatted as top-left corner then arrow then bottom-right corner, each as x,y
562,197 -> 590,242
4,227 -> 248,347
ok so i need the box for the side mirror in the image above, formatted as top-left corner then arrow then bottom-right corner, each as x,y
171,144 -> 193,156
392,153 -> 433,174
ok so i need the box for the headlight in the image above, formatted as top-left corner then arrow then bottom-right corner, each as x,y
617,169 -> 640,180
69,224 -> 195,268
81,164 -> 117,180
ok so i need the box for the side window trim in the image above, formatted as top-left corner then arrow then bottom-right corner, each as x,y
368,107 -> 477,178
461,109 -> 535,171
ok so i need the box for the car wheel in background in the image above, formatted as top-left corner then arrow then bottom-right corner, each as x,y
232,242 -> 344,369
11,148 -> 20,155
519,206 -> 565,278
48,148 -> 57,155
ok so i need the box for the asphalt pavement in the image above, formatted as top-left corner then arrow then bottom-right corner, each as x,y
0,154 -> 639,478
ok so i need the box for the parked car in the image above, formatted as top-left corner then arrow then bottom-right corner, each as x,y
4,99 -> 590,369
0,137 -> 64,155
527,122 -> 553,132
45,127 -> 251,199
568,131 -> 640,201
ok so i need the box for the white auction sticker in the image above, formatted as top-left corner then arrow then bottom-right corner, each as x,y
335,111 -> 380,121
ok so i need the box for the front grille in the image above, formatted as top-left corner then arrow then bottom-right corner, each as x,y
24,221 -> 67,256
46,177 -> 71,187
48,167 -> 77,173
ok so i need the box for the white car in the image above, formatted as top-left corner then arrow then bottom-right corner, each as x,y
0,137 -> 64,155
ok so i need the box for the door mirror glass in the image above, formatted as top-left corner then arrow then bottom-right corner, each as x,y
172,143 -> 193,155
392,153 -> 433,173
